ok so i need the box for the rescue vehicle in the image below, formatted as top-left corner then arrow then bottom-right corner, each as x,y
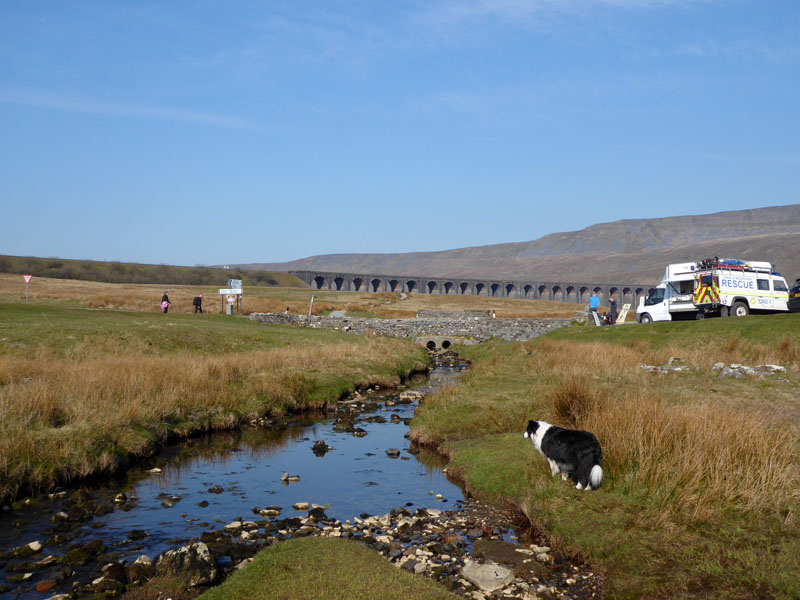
637,258 -> 790,323
692,257 -> 789,317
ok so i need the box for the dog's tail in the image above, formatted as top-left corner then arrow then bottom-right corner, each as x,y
590,465 -> 603,490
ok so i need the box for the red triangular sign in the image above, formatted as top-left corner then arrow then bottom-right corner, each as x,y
22,274 -> 33,284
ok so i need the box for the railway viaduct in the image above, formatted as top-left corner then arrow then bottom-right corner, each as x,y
290,270 -> 654,306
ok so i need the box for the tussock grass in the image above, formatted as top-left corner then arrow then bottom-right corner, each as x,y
530,338 -> 800,521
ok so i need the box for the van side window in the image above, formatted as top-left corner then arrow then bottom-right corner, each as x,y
757,279 -> 770,291
773,280 -> 788,292
645,289 -> 664,306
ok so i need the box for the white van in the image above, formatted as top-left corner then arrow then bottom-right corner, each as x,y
636,263 -> 698,323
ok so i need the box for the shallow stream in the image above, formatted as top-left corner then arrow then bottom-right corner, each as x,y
0,362 -> 467,598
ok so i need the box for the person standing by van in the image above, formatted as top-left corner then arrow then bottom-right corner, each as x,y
589,292 -> 600,316
608,294 -> 618,324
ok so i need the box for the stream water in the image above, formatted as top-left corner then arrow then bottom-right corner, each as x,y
0,363 -> 468,599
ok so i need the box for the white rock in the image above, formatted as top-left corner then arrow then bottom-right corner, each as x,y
536,553 -> 550,562
293,502 -> 309,511
461,560 -> 515,593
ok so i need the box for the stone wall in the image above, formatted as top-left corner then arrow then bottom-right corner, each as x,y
415,309 -> 493,320
249,312 -> 574,344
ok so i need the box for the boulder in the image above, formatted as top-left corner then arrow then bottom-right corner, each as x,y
155,542 -> 217,587
125,555 -> 154,584
312,440 -> 331,456
461,559 -> 514,593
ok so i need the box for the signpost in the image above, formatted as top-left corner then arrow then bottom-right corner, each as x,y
22,274 -> 33,304
218,286 -> 244,315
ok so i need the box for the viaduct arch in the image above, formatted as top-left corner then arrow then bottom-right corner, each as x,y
290,270 -> 653,306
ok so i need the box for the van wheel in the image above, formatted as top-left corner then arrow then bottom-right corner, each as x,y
639,313 -> 652,323
695,312 -> 705,320
720,306 -> 729,317
731,301 -> 749,317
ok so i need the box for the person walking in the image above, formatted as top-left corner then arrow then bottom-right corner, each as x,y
161,292 -> 171,313
608,294 -> 618,324
193,294 -> 203,314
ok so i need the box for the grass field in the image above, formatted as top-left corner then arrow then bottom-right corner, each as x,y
411,314 -> 800,599
0,273 -> 584,318
0,302 -> 427,503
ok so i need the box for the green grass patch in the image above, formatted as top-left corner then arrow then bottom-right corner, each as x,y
198,537 -> 459,600
548,311 -> 800,350
0,302 -> 359,358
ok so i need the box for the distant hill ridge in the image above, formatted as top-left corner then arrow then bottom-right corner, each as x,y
241,205 -> 800,284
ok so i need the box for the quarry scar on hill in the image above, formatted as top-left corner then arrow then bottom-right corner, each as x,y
291,270 -> 653,304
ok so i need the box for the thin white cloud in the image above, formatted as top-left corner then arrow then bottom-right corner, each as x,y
0,90 -> 265,131
416,0 -> 704,30
672,32 -> 800,63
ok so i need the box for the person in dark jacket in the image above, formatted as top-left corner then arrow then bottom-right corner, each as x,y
193,294 -> 203,314
608,294 -> 618,324
161,292 -> 171,313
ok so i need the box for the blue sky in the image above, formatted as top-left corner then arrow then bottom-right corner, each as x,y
1,1 -> 798,266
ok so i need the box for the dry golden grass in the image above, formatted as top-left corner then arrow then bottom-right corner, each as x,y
531,339 -> 800,522
0,313 -> 423,501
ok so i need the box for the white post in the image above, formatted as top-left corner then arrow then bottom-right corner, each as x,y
308,295 -> 315,316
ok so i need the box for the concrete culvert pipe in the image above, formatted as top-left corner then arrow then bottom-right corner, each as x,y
441,340 -> 451,349
426,341 -> 437,350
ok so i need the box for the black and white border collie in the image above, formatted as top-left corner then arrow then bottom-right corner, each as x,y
524,420 -> 603,490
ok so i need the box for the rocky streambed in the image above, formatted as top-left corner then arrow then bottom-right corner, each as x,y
0,354 -> 602,599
